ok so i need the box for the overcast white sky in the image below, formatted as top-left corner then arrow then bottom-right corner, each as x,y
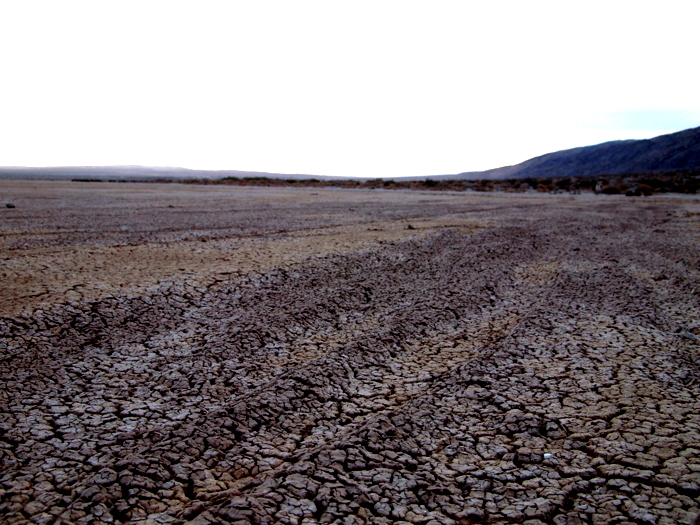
2,1 -> 699,178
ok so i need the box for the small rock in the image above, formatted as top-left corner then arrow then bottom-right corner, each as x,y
678,332 -> 698,342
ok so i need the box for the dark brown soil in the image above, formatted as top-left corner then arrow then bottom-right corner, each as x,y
1,181 -> 699,524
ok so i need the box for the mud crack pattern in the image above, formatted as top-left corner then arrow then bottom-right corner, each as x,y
2,190 -> 700,525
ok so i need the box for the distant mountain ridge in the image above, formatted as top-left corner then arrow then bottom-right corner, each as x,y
1,126 -> 699,182
441,125 -> 700,180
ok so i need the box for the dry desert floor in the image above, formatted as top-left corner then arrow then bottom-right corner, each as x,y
1,181 -> 700,525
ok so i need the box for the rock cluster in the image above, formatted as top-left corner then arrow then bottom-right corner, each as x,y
1,198 -> 699,524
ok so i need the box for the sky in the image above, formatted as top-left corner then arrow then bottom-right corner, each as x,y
1,1 -> 699,178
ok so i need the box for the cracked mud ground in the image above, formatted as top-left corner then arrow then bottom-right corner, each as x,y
1,182 -> 700,525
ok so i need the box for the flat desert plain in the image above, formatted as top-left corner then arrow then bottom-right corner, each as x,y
1,181 -> 700,525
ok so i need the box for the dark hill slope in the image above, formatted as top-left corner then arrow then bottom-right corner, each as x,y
448,125 -> 700,180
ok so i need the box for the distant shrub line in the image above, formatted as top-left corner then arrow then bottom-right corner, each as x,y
71,170 -> 699,194
174,170 -> 700,195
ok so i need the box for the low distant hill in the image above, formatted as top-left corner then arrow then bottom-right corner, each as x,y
441,125 -> 700,180
0,165 -> 335,181
2,126 -> 699,183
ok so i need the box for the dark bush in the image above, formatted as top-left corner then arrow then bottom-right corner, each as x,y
556,178 -> 571,190
600,185 -> 621,195
635,184 -> 654,196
